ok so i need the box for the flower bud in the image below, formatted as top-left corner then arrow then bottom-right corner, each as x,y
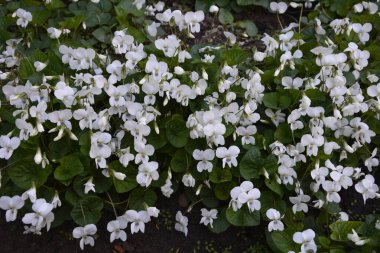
339,150 -> 347,161
36,121 -> 44,132
69,130 -> 78,141
275,174 -> 282,184
290,2 -> 302,8
333,107 -> 342,119
42,153 -> 49,169
112,170 -> 126,181
209,5 -> 219,13
51,191 -> 62,208
53,128 -> 65,141
343,141 -> 355,153
202,68 -> 208,80
196,184 -> 203,195
34,147 -> 42,165
154,120 -> 160,134
139,76 -> 148,84
34,61 -> 47,72
174,66 -> 184,75
263,168 -> 270,179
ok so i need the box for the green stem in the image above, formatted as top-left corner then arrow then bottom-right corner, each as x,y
106,191 -> 118,219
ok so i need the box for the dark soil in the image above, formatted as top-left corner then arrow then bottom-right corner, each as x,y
1,2 -> 378,253
340,169 -> 380,221
0,194 -> 270,253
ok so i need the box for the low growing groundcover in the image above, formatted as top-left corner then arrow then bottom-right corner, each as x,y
0,0 -> 380,252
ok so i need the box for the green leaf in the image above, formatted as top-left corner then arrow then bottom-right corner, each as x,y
237,20 -> 258,36
48,138 -> 72,160
236,0 -> 256,5
46,0 -> 65,9
269,231 -> 294,253
327,202 -> 341,214
280,89 -> 301,106
65,189 -> 80,206
260,191 -> 287,215
71,196 -> 104,226
239,146 -> 262,180
51,204 -> 71,228
264,155 -> 278,174
45,51 -> 65,75
209,208 -> 230,233
79,131 -> 91,155
99,0 -> 112,12
214,181 -> 236,200
19,49 -> 48,81
170,149 -> 190,173
265,178 -> 283,197
92,27 -> 112,43
209,167 -> 232,183
166,116 -> 188,148
124,25 -> 147,43
92,173 -> 113,193
31,10 -> 52,25
128,188 -> 157,210
282,208 -> 304,231
60,15 -> 86,30
329,249 -> 345,253
218,8 -> 234,25
326,0 -> 357,16
195,0 -> 209,11
226,206 -> 260,226
108,161 -> 138,193
367,45 -> 380,61
330,221 -> 364,242
200,187 -> 219,208
147,128 -> 167,149
8,158 -> 52,190
115,0 -> 144,17
19,58 -> 35,80
237,0 -> 269,8
305,88 -> 327,106
274,123 -> 293,144
54,154 -> 84,184
223,46 -> 249,65
318,236 -> 331,249
263,92 -> 291,110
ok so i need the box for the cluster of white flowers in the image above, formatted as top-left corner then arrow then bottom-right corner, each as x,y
266,208 -> 284,232
1,0 -> 380,250
230,181 -> 261,212
252,8 -> 380,214
0,184 -> 59,235
72,206 -> 159,249
292,229 -> 317,253
12,8 -> 32,28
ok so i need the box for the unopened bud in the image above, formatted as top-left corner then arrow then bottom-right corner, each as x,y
154,121 -> 160,134
69,130 -> 78,141
209,5 -> 219,13
202,68 -> 208,80
174,66 -> 184,75
196,184 -> 203,196
34,147 -> 42,165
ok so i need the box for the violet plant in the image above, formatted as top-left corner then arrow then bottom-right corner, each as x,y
0,0 -> 380,252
